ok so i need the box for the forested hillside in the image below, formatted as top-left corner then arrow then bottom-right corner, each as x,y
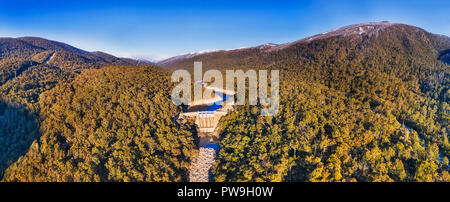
0,22 -> 448,182
0,37 -> 149,178
162,22 -> 450,181
2,66 -> 197,181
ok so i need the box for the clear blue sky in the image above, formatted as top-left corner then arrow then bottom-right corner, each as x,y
0,0 -> 449,61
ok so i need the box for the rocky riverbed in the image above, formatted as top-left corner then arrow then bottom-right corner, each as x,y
189,146 -> 217,182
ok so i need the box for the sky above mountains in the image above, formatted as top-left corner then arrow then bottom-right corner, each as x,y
0,0 -> 449,61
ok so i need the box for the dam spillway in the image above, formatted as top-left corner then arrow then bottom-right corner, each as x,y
178,81 -> 235,182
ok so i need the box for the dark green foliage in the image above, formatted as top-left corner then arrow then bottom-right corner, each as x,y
0,23 -> 449,182
165,24 -> 450,182
0,37 -> 152,179
2,66 -> 197,182
0,99 -> 40,178
1,65 -> 75,107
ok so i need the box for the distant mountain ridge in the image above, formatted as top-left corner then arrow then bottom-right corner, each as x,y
0,36 -> 150,68
0,36 -> 159,179
157,22 -> 450,69
0,22 -> 449,182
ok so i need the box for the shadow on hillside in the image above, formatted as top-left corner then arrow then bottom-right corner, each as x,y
0,98 -> 41,179
438,49 -> 450,65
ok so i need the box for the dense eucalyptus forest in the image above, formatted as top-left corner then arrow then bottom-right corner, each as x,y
0,23 -> 449,181
161,23 -> 450,182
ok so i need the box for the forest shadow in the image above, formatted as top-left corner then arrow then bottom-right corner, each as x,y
0,98 -> 41,179
438,49 -> 450,65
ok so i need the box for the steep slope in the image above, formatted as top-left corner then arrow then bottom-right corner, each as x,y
16,37 -> 90,55
159,22 -> 450,73
0,37 -> 150,178
2,65 -> 198,182
0,22 -> 448,182
0,37 -> 148,72
159,22 -> 450,182
0,36 -> 153,109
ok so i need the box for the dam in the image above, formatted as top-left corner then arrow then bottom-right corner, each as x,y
178,81 -> 235,182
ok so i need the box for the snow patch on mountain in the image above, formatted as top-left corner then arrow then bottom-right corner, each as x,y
157,22 -> 403,66
267,21 -> 398,52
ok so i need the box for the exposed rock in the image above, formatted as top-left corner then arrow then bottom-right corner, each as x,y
189,147 -> 216,182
